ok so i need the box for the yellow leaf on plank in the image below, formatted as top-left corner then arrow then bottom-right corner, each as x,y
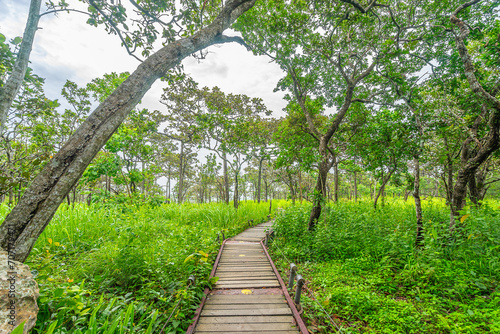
241,289 -> 253,295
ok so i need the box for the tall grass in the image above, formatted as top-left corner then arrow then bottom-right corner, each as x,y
270,198 -> 500,333
1,199 -> 285,333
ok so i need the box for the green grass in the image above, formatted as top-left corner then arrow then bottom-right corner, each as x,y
269,198 -> 500,333
0,199 -> 288,333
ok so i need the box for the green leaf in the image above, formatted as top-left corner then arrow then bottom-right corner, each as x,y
13,36 -> 22,45
0,33 -> 5,43
11,322 -> 25,334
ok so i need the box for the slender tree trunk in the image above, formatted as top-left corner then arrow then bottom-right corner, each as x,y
223,152 -> 229,204
233,171 -> 239,209
298,170 -> 302,203
333,160 -> 339,203
0,0 -> 42,135
287,170 -> 295,204
257,157 -> 263,203
354,171 -> 358,202
414,157 -> 424,248
8,188 -> 13,207
374,169 -> 395,210
0,0 -> 258,262
178,141 -> 184,203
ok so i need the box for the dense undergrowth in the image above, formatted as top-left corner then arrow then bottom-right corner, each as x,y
269,198 -> 500,334
0,198 -> 286,334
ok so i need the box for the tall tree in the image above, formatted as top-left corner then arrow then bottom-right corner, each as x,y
0,0 -> 258,262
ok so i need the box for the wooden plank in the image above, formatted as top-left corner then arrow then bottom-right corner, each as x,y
216,279 -> 279,284
197,315 -> 294,324
215,283 -> 280,289
195,323 -> 297,331
203,303 -> 285,310
200,308 -> 292,317
206,298 -> 285,305
207,291 -> 285,302
195,331 -> 299,334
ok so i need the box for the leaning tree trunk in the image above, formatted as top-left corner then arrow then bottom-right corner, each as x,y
373,168 -> 395,210
0,0 -> 257,263
0,0 -> 42,135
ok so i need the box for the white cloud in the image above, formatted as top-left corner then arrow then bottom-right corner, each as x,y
1,1 -> 287,117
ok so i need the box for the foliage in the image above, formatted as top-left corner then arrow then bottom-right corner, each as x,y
270,199 -> 500,333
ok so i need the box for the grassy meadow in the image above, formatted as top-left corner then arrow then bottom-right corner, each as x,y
0,199 -> 288,334
269,198 -> 500,334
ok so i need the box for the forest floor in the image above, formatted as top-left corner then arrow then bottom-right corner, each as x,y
0,199 -> 287,333
269,198 -> 500,333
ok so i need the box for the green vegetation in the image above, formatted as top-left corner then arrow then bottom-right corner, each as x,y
269,199 -> 500,333
0,199 -> 285,333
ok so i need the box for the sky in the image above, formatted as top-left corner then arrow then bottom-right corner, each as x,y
0,0 -> 288,117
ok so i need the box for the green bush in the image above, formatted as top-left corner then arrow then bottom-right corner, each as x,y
269,199 -> 500,333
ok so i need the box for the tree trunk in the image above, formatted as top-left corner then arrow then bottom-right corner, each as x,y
233,172 -> 239,209
298,170 -> 302,203
178,141 -> 184,203
308,153 -> 329,230
0,0 -> 42,135
354,171 -> 358,202
414,157 -> 424,248
223,152 -> 229,204
333,160 -> 339,203
257,157 -> 263,203
0,0 -> 258,262
374,169 -> 395,210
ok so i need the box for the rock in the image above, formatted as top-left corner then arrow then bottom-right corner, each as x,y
0,251 -> 39,334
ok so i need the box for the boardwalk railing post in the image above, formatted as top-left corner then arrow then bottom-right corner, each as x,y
187,275 -> 196,286
265,230 -> 269,246
288,263 -> 297,290
222,231 -> 225,241
216,233 -> 220,243
294,274 -> 305,311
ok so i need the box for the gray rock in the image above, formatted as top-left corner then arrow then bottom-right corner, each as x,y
0,251 -> 39,334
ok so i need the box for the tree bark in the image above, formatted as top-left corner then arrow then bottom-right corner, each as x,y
222,152 -> 229,204
308,142 -> 331,230
333,159 -> 339,203
233,172 -> 239,209
414,157 -> 424,248
178,141 -> 184,203
354,171 -> 358,202
257,157 -> 263,203
448,4 -> 500,229
0,0 -> 42,135
374,168 -> 395,210
0,0 -> 258,262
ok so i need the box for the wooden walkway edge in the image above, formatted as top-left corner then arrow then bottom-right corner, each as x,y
186,221 -> 308,334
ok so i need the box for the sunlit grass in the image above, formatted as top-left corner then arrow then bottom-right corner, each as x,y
1,199 -> 284,333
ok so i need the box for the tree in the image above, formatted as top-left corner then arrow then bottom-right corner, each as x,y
0,0 -> 258,262
0,0 -> 42,135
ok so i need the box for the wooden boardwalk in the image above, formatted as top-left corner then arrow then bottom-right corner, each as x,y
187,221 -> 305,334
